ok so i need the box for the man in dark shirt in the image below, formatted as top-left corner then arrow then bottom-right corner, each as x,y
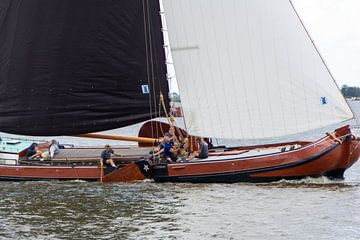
100,144 -> 117,168
188,137 -> 208,160
26,143 -> 43,159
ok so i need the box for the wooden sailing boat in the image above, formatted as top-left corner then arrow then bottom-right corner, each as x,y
150,0 -> 360,182
0,0 -> 359,182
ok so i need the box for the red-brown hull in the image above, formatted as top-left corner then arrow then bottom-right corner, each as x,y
0,165 -> 100,181
0,126 -> 358,183
152,126 -> 360,183
0,161 -> 149,182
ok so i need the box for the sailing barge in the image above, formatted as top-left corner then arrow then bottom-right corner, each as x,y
0,0 -> 359,182
0,124 -> 359,182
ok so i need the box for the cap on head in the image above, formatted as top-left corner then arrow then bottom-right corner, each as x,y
105,144 -> 110,149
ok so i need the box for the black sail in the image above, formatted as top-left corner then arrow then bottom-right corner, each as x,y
0,0 -> 168,136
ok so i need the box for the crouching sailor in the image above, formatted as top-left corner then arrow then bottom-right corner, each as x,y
101,144 -> 118,169
154,132 -> 178,163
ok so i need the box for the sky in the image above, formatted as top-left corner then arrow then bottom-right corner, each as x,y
293,0 -> 360,87
167,0 -> 360,93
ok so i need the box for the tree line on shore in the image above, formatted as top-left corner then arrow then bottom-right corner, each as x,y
341,85 -> 360,98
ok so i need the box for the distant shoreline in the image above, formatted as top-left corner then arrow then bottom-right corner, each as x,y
347,97 -> 360,101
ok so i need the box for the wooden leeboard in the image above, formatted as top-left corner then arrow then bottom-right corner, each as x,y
102,162 -> 146,182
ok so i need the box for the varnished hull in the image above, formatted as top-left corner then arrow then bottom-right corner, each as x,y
0,126 -> 358,183
152,126 -> 360,183
0,160 -> 151,182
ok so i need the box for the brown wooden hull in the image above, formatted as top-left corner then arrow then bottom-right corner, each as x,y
152,126 -> 360,183
0,126 -> 358,183
0,160 -> 150,182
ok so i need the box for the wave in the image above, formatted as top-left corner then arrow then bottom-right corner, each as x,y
256,176 -> 360,189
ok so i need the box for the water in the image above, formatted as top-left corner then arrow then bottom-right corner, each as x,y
0,101 -> 360,240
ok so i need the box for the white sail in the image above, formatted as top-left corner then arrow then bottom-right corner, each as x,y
162,0 -> 354,139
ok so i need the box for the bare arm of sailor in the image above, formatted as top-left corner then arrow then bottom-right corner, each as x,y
154,148 -> 164,156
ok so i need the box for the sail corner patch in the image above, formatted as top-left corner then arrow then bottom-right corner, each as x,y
142,85 -> 150,94
321,97 -> 328,105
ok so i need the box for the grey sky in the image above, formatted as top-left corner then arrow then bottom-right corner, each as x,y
293,0 -> 360,87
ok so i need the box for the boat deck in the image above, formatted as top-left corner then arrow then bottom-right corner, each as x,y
0,136 -> 304,167
194,144 -> 302,162
52,147 -> 153,160
16,147 -> 154,166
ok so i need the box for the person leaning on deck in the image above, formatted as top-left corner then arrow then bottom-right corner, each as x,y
49,139 -> 60,157
25,143 -> 42,159
41,139 -> 60,159
188,137 -> 208,160
100,144 -> 118,168
38,139 -> 59,160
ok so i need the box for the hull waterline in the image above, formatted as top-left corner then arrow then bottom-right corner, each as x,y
152,126 -> 360,183
0,160 -> 151,182
0,126 -> 358,183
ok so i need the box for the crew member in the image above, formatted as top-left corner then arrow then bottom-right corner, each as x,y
154,132 -> 177,162
101,144 -> 118,168
188,137 -> 208,160
26,143 -> 42,159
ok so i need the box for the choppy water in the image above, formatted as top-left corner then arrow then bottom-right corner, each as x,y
0,101 -> 360,240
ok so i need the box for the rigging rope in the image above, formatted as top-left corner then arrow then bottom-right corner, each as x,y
159,93 -> 184,146
142,0 -> 154,138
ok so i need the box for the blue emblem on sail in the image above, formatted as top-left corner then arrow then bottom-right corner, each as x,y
142,85 -> 150,94
321,97 -> 327,105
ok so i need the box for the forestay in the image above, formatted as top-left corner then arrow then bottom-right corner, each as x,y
162,0 -> 353,139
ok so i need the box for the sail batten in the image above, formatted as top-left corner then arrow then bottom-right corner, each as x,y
163,0 -> 353,139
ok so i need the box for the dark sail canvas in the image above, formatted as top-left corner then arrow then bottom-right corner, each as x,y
0,0 -> 168,136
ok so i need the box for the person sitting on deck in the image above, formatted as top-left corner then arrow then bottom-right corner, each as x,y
177,136 -> 190,161
25,143 -> 42,159
49,139 -> 60,157
101,144 -> 118,168
154,132 -> 177,162
188,137 -> 208,160
41,139 -> 60,159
